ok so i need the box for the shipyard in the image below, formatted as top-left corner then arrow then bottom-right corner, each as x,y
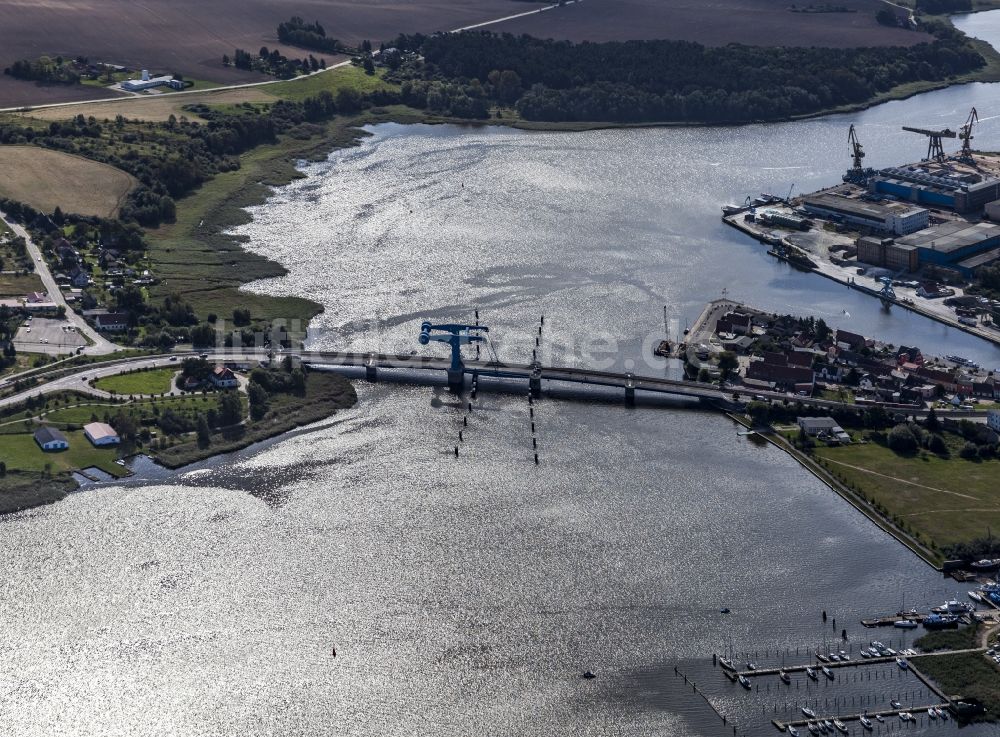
723,108 -> 1000,345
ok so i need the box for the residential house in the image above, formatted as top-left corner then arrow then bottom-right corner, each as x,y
209,366 -> 239,389
916,366 -> 957,393
94,312 -> 130,332
988,410 -> 1000,433
797,416 -> 851,444
68,266 -> 90,288
896,346 -> 923,365
716,312 -> 752,336
787,351 -> 815,369
745,360 -> 815,393
181,376 -> 203,392
55,238 -> 78,265
835,328 -> 867,351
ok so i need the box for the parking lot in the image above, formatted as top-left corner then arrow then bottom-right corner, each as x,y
13,317 -> 87,355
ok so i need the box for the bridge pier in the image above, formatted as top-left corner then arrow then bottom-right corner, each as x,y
625,386 -> 635,407
447,368 -> 464,394
529,369 -> 542,399
365,365 -> 378,382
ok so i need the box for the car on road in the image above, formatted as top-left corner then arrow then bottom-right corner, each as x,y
25,327 -> 30,333
169,356 -> 178,361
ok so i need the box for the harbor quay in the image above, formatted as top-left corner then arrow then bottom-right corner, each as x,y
722,111 -> 1000,348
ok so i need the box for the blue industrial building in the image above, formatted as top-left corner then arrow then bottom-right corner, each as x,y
870,165 -> 1000,213
895,220 -> 1000,276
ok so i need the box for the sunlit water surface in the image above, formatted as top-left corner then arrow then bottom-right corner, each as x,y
8,26 -> 1000,735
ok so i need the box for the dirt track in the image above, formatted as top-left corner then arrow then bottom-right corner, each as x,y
18,87 -> 281,122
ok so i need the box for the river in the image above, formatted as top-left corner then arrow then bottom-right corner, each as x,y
5,26 -> 1000,737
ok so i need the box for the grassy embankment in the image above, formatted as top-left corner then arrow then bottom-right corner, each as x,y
916,623 -> 981,652
92,366 -> 176,394
140,67 -> 406,339
918,652 -> 1000,721
0,370 -> 356,509
810,437 -> 1000,551
912,626 -> 1000,722
153,370 -> 356,468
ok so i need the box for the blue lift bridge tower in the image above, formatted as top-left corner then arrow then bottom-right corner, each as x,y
419,321 -> 489,393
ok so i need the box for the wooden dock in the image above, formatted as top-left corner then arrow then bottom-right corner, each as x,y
730,647 -> 985,678
860,613 -> 929,628
773,703 -> 950,731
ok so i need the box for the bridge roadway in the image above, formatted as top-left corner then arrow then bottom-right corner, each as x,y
304,350 -> 735,405
0,347 -> 994,418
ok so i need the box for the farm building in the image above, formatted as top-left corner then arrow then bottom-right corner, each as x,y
84,422 -> 120,446
121,70 -> 184,92
34,426 -> 68,451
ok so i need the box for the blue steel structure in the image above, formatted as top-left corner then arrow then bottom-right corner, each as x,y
419,321 -> 489,392
878,276 -> 896,302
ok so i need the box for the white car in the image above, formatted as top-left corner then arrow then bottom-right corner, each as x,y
25,327 -> 30,333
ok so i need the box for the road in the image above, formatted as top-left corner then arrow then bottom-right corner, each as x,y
0,351 -> 263,410
0,209 -> 119,355
0,0 -> 577,115
2,347 -> 991,421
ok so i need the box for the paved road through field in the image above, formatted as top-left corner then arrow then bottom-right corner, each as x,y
0,1 -> 575,115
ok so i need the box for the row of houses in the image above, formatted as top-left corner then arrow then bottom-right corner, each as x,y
715,307 -> 998,403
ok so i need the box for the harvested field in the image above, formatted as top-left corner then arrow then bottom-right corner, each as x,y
491,0 -> 932,47
19,87 -> 281,123
0,0 -> 932,109
16,65 -> 395,121
0,146 -> 136,217
0,0 -> 525,108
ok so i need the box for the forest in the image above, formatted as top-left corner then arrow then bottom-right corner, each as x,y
387,23 -> 985,123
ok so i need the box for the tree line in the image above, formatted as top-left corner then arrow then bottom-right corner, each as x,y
225,47 -> 327,79
277,16 -> 343,54
386,23 -> 985,123
3,56 -> 80,85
